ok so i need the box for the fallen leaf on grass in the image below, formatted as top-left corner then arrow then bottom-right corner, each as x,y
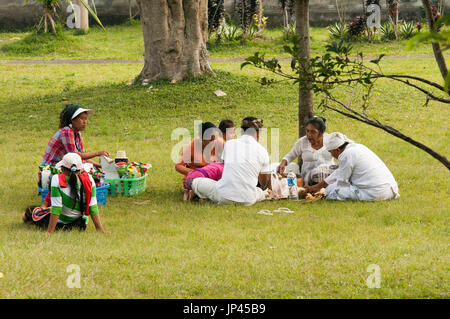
214,90 -> 227,96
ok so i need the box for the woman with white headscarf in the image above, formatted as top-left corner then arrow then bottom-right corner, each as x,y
277,117 -> 335,185
308,132 -> 400,201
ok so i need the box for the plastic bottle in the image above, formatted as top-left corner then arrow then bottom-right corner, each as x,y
287,172 -> 299,200
41,169 -> 52,189
100,173 -> 106,186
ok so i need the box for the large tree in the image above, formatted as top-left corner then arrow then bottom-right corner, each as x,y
295,0 -> 314,137
422,0 -> 448,82
137,0 -> 214,82
242,3 -> 450,169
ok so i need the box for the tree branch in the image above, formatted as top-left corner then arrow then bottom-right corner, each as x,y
321,98 -> 450,170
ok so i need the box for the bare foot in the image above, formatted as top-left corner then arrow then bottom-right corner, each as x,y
183,189 -> 189,201
188,190 -> 195,201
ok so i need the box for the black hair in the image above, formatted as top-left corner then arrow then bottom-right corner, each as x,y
241,117 -> 263,133
62,166 -> 86,214
338,141 -> 349,150
306,116 -> 326,134
59,104 -> 81,128
198,122 -> 218,140
219,119 -> 235,133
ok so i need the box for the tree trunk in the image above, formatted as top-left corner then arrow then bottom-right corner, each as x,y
422,0 -> 448,82
137,0 -> 214,82
283,7 -> 288,28
395,1 -> 399,40
77,0 -> 89,32
296,0 -> 314,138
129,0 -> 133,21
258,1 -> 263,31
240,0 -> 247,45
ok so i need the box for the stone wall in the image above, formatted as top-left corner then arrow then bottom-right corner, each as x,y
0,0 -> 139,30
225,0 -> 447,27
0,0 -> 447,30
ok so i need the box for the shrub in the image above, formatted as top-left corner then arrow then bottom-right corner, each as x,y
380,21 -> 396,41
283,21 -> 296,41
216,19 -> 242,42
328,22 -> 348,40
400,21 -> 417,40
347,16 -> 366,38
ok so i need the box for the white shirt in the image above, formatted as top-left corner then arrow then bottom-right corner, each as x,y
325,143 -> 399,193
282,134 -> 334,184
216,134 -> 271,204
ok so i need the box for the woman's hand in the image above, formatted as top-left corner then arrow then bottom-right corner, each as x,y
308,181 -> 328,194
96,150 -> 110,157
277,160 -> 288,175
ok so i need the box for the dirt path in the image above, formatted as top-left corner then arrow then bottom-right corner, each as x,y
0,54 -> 444,65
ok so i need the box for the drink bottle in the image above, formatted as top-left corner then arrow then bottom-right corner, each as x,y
287,172 -> 299,200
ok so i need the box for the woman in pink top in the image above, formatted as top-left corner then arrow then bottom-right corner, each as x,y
184,162 -> 224,201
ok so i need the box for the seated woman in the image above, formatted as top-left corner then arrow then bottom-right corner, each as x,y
175,122 -> 224,200
277,117 -> 335,186
24,153 -> 109,234
41,104 -> 109,169
219,119 -> 236,142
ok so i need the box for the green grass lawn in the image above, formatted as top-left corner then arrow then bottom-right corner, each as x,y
0,22 -> 436,61
0,24 -> 448,298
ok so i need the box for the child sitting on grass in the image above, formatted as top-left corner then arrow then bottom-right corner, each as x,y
184,162 -> 224,201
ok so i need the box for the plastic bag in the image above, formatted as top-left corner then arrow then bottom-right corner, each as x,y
269,173 -> 290,200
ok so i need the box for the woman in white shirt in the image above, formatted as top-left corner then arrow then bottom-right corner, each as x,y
277,117 -> 334,185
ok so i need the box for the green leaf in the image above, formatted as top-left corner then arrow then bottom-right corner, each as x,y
370,54 -> 385,65
240,61 -> 252,69
290,58 -> 297,70
434,15 -> 450,31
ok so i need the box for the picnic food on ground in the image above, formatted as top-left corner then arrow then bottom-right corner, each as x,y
304,188 -> 326,203
298,187 -> 308,198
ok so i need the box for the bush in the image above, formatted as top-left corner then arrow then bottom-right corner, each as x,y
380,22 -> 396,41
216,19 -> 242,42
247,23 -> 260,40
347,16 -> 366,38
328,22 -> 348,41
400,21 -> 417,39
283,21 -> 296,41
